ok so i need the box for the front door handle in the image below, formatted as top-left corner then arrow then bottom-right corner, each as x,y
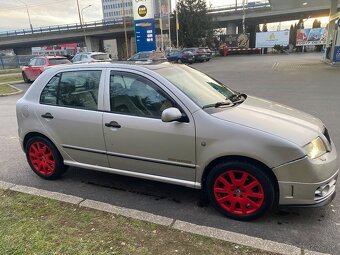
41,112 -> 54,119
105,121 -> 121,128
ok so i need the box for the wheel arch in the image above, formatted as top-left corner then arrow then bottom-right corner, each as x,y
23,132 -> 56,152
201,155 -> 280,202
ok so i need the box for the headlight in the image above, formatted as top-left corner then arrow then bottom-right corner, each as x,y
303,137 -> 327,159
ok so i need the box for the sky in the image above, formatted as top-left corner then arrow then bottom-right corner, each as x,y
0,0 -> 330,32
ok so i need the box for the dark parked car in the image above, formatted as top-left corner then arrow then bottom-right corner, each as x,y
167,50 -> 195,64
185,48 -> 210,62
128,51 -> 166,63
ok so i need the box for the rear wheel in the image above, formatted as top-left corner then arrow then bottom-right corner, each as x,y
25,137 -> 67,180
206,160 -> 275,221
22,72 -> 30,83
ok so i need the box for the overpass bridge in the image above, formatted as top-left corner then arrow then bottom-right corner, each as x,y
0,0 -> 339,54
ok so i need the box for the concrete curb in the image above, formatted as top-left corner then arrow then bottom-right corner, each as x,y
0,83 -> 23,97
173,220 -> 302,255
80,199 -> 173,226
0,181 -> 331,255
10,185 -> 84,205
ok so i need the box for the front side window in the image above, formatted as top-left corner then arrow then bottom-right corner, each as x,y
40,70 -> 101,110
35,58 -> 45,66
29,59 -> 37,66
110,72 -> 173,118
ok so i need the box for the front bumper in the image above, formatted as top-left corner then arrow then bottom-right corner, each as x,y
273,145 -> 338,206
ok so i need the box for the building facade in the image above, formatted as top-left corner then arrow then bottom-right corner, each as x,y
102,0 -> 133,21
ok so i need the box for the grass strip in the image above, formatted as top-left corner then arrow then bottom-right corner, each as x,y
0,190 -> 277,255
0,84 -> 19,94
0,68 -> 21,75
0,73 -> 22,84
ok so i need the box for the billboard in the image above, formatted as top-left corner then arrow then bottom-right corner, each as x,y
135,19 -> 156,52
220,34 -> 250,48
256,31 -> 290,48
154,0 -> 170,30
133,0 -> 155,20
296,28 -> 327,46
133,0 -> 156,52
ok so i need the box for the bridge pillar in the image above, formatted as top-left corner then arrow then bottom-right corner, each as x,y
226,22 -> 237,35
85,37 -> 104,52
13,48 -> 32,55
247,24 -> 256,48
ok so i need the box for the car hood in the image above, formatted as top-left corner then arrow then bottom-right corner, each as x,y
212,95 -> 324,146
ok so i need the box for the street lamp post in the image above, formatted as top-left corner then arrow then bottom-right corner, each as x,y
17,0 -> 33,33
81,5 -> 92,51
122,0 -> 129,59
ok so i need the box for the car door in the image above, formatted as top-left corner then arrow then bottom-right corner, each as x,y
37,68 -> 109,167
25,58 -> 37,80
32,58 -> 45,80
102,69 -> 196,183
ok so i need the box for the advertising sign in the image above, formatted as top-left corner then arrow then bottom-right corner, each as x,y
154,0 -> 170,30
133,0 -> 156,52
134,19 -> 156,52
133,0 -> 155,20
220,34 -> 250,48
296,28 -> 327,46
255,31 -> 290,48
333,46 -> 340,63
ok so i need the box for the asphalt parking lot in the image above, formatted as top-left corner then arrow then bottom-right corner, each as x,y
1,53 -> 339,254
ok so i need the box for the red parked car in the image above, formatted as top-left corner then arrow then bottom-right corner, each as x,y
22,56 -> 71,83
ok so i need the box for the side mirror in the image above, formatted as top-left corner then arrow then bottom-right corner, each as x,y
161,107 -> 183,122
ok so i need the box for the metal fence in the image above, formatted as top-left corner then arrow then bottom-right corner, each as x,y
0,55 -> 34,69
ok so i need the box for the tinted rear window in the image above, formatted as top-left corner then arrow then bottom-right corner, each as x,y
92,54 -> 110,60
48,58 -> 71,65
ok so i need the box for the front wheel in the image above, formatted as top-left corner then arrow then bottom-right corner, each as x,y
177,58 -> 182,64
25,137 -> 67,180
206,161 -> 275,221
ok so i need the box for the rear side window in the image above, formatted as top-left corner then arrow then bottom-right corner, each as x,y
40,70 -> 101,110
48,58 -> 71,65
92,54 -> 110,60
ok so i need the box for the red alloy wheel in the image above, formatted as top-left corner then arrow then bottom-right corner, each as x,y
28,142 -> 56,176
213,170 -> 265,216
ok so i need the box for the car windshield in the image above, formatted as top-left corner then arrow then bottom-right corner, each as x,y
48,58 -> 71,65
155,65 -> 237,108
92,54 -> 111,60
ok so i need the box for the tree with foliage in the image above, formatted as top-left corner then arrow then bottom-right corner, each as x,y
297,18 -> 304,29
312,19 -> 321,28
312,19 -> 323,52
176,0 -> 214,47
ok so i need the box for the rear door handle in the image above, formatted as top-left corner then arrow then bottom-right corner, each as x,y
105,121 -> 121,128
41,112 -> 54,119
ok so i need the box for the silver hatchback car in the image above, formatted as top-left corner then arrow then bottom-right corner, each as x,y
16,62 -> 338,220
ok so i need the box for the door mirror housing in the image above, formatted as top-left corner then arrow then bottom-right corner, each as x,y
161,107 -> 183,122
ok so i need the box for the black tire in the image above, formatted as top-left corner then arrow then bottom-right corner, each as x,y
177,58 -> 182,64
22,72 -> 30,83
206,160 -> 275,221
25,136 -> 67,180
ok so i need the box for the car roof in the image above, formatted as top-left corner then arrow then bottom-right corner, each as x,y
46,61 -> 175,73
34,56 -> 67,59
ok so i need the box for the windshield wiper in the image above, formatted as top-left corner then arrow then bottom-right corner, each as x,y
228,93 -> 246,104
202,101 -> 232,109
